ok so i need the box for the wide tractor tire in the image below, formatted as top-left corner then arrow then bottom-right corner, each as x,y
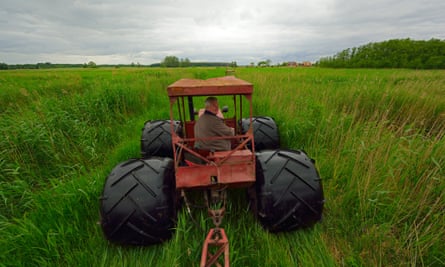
240,116 -> 280,151
100,158 -> 177,245
253,149 -> 324,232
141,120 -> 182,158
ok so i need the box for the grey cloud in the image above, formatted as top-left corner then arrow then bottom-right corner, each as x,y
1,0 -> 444,64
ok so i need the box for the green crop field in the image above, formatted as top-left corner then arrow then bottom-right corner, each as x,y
1,67 -> 444,266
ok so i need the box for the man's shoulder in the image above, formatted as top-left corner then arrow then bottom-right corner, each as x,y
200,113 -> 221,122
195,113 -> 214,127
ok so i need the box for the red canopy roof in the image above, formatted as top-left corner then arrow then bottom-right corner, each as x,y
167,76 -> 253,97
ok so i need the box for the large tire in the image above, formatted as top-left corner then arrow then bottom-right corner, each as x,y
100,158 -> 177,245
240,116 -> 280,151
141,120 -> 182,158
252,149 -> 324,232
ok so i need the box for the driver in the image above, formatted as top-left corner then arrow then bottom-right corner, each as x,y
194,97 -> 234,151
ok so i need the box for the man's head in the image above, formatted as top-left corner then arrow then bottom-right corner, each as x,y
204,96 -> 219,114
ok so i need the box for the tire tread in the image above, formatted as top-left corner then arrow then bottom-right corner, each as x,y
253,149 -> 324,232
100,158 -> 176,245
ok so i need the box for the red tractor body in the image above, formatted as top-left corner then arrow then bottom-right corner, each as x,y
167,76 -> 256,189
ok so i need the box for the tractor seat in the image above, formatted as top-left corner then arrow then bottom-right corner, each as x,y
183,148 -> 214,166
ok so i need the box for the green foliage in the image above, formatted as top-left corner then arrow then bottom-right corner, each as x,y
84,61 -> 98,68
0,67 -> 444,266
159,56 -> 234,68
318,38 -> 445,69
257,59 -> 272,67
180,57 -> 191,67
161,56 -> 180,67
161,56 -> 193,67
3,63 -> 87,70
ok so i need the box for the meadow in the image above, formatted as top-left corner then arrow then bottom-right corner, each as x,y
0,67 -> 444,266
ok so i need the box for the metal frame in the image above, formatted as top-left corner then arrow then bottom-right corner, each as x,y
167,76 -> 256,190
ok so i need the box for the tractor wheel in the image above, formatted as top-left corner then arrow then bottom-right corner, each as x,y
100,157 -> 177,245
141,120 -> 182,158
240,116 -> 280,151
252,149 -> 324,232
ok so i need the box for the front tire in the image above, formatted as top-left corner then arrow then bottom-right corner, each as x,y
100,158 -> 177,245
252,149 -> 324,232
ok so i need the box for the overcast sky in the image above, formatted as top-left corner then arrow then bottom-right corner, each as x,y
1,0 -> 444,65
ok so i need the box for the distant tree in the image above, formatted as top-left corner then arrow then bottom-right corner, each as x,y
257,59 -> 271,67
161,56 -> 180,67
180,58 -> 191,67
229,61 -> 237,68
86,61 -> 97,68
0,62 -> 8,70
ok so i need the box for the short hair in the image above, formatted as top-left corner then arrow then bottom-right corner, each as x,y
205,96 -> 218,108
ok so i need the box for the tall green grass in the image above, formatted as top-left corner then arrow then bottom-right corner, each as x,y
1,67 -> 443,266
239,67 -> 445,266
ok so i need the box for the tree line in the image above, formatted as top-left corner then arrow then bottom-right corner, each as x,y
4,38 -> 443,70
0,62 -> 98,70
317,38 -> 445,69
0,62 -> 83,70
156,56 -> 237,68
0,57 -> 237,70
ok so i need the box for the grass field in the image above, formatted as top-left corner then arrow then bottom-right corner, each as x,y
0,67 -> 444,266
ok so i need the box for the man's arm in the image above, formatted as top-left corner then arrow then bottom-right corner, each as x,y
211,116 -> 234,136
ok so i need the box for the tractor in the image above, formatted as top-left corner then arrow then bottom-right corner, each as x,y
100,75 -> 324,266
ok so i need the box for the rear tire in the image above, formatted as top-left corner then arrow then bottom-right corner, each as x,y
141,120 -> 182,158
252,149 -> 324,232
100,158 -> 177,245
240,116 -> 280,151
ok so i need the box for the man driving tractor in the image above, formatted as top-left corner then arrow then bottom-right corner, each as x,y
194,96 -> 234,151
